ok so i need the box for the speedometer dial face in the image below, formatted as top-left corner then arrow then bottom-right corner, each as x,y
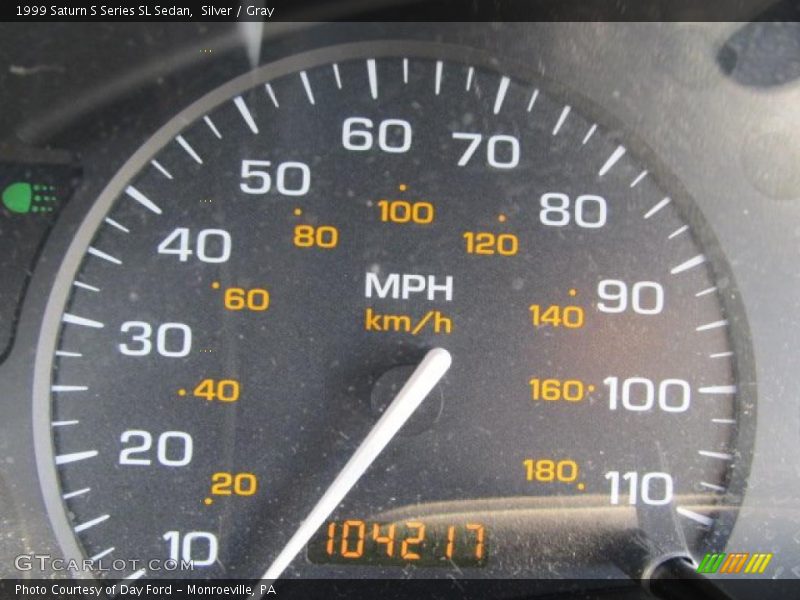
38,44 -> 754,582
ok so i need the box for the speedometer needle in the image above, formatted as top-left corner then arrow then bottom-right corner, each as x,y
256,347 -> 452,585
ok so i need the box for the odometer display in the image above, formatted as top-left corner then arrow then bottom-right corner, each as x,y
36,43 -> 753,581
307,520 -> 487,568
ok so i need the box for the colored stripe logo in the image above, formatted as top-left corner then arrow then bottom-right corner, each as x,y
697,552 -> 773,574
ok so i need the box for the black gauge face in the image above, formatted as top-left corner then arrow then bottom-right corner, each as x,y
38,44 -> 753,582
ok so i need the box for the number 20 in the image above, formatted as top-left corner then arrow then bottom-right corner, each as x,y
119,430 -> 193,467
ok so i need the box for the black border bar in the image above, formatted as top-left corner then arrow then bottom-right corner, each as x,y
4,0 -> 800,23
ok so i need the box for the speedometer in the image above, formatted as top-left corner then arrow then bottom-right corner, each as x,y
34,42 -> 754,583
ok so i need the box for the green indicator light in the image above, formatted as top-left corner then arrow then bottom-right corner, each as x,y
2,182 -> 57,214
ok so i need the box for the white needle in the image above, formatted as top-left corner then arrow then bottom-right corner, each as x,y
255,347 -> 452,586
